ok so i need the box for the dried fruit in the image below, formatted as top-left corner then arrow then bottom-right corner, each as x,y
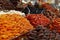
19,26 -> 60,40
26,14 -> 50,27
42,3 -> 59,15
0,14 -> 33,40
49,18 -> 60,33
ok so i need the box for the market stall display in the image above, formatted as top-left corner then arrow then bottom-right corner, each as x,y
0,0 -> 60,40
14,26 -> 60,40
0,11 -> 33,40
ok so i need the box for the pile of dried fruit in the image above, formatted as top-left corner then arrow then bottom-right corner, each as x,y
0,14 -> 33,40
26,14 -> 50,27
42,3 -> 59,15
49,18 -> 60,33
17,26 -> 60,40
10,2 -> 60,40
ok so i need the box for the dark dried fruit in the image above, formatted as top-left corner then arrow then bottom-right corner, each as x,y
0,0 -> 15,10
20,26 -> 60,40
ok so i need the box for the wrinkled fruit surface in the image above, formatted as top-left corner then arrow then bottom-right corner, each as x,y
26,14 -> 50,27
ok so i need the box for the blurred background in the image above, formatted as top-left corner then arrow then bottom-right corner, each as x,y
0,0 -> 60,12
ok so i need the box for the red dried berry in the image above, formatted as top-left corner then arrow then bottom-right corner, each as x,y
49,18 -> 60,33
26,14 -> 50,27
